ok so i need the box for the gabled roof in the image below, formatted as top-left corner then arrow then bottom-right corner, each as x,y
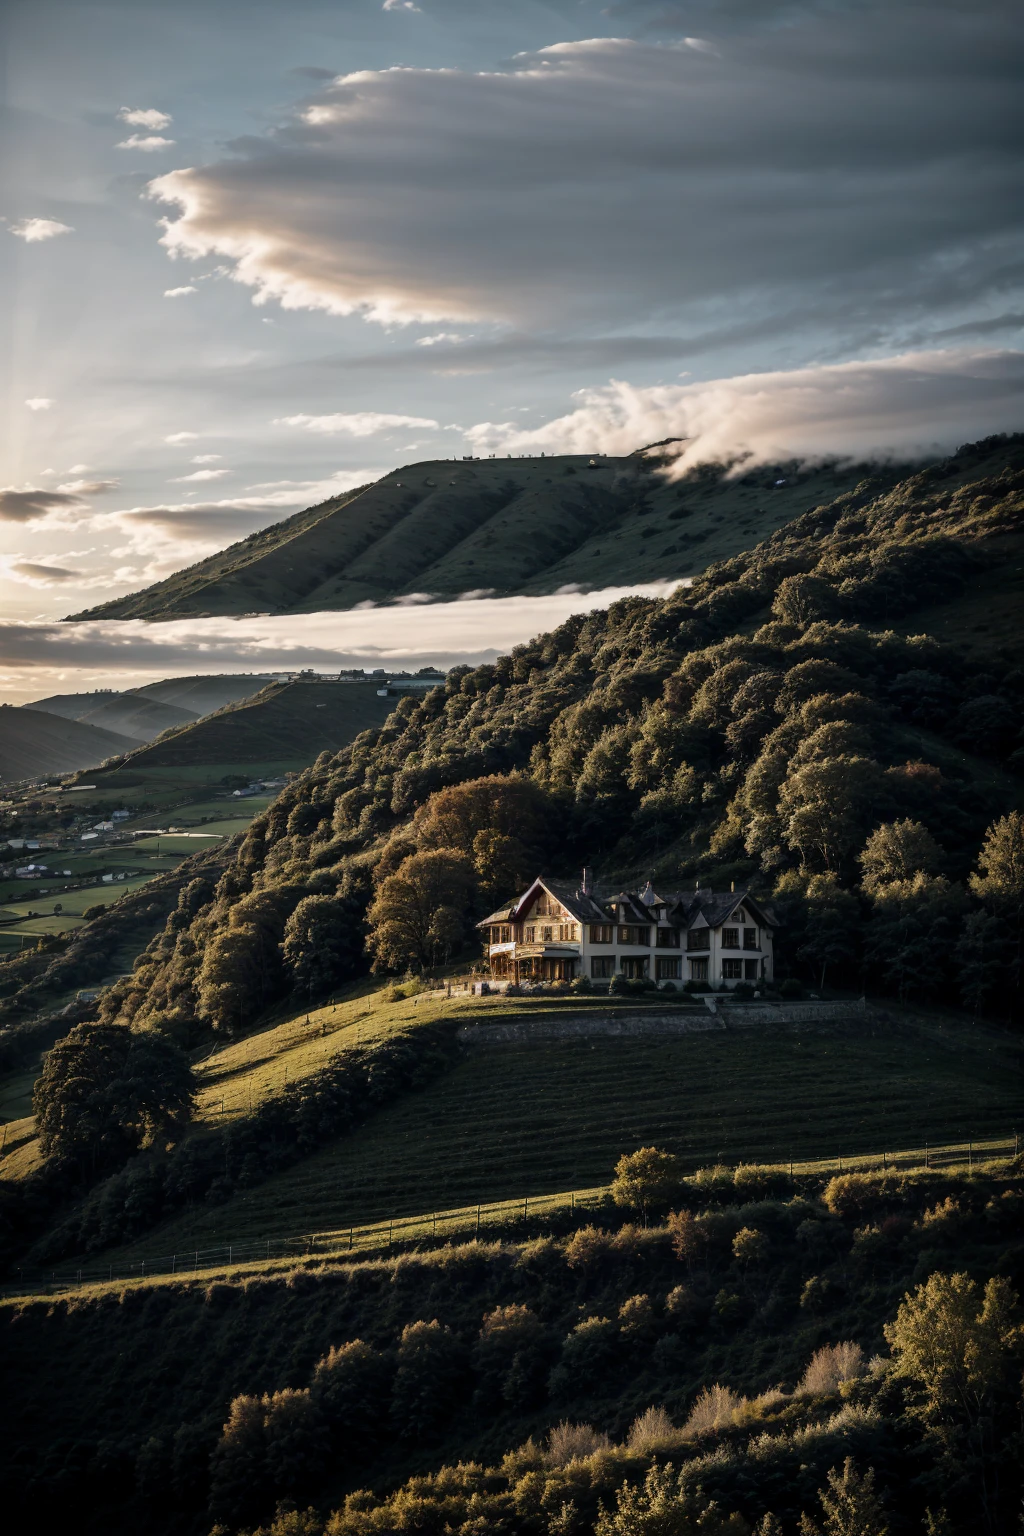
479,877 -> 776,930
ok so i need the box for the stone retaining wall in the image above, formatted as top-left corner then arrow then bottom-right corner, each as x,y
457,998 -> 866,1046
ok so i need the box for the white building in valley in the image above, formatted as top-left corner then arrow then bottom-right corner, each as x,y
479,875 -> 775,988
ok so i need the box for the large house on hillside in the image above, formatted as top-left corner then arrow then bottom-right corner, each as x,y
479,875 -> 775,988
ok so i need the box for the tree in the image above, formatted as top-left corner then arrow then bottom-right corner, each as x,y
883,1272 -> 1021,1426
864,874 -> 968,1003
778,755 -> 887,872
859,820 -> 943,893
33,1021 -> 194,1178
197,927 -> 266,1033
970,811 -> 1024,919
366,848 -> 475,972
796,874 -> 861,990
732,1226 -> 769,1266
954,910 -> 1013,1013
390,1319 -> 467,1440
412,774 -> 553,866
969,811 -> 1024,1012
282,894 -> 363,996
612,1146 -> 685,1225
817,1459 -> 888,1536
310,1339 -> 390,1447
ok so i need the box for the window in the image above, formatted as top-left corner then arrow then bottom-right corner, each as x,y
525,926 -> 535,942
743,927 -> 758,950
744,959 -> 759,981
689,957 -> 708,981
656,957 -> 681,980
589,924 -> 613,944
618,925 -> 650,946
542,925 -> 553,942
687,929 -> 710,951
722,927 -> 740,949
722,958 -> 743,979
499,926 -> 511,944
656,927 -> 680,948
620,956 -> 649,978
591,955 -> 615,978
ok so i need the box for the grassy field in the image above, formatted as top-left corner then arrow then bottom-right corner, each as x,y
83,998 -> 1023,1264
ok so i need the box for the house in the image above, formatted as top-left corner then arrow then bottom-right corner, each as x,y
478,874 -> 775,988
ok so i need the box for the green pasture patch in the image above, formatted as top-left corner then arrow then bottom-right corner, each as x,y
98,1007 -> 1022,1259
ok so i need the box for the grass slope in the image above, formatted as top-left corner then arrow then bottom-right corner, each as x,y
0,705 -> 136,782
81,995 -> 1023,1263
112,679 -> 397,769
68,453 -> 903,620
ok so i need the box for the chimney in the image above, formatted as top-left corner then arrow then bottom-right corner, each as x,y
581,866 -> 591,894
731,880 -> 735,893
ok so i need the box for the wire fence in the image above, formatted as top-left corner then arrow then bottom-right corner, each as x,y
4,1132 -> 1018,1300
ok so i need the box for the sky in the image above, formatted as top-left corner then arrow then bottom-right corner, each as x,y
1,0 -> 1022,698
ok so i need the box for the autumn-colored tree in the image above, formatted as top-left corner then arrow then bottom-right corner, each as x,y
366,848 -> 475,972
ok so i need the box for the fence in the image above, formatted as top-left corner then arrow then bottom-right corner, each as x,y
4,1132 -> 1017,1300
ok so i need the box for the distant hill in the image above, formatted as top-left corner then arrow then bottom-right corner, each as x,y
27,675 -> 279,743
66,451 -> 908,620
0,706 -> 137,783
117,678 -> 401,768
132,674 -> 282,714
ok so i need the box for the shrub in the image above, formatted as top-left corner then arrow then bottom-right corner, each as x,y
626,1406 -> 677,1453
544,1421 -> 611,1467
733,1163 -> 791,1201
682,1383 -> 743,1437
796,1342 -> 866,1397
732,1226 -> 769,1265
778,978 -> 804,999
549,1317 -> 619,1396
570,974 -> 593,994
310,1339 -> 390,1445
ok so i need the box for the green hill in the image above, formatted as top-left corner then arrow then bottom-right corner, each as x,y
0,705 -> 137,783
115,678 -> 400,769
133,673 -> 282,714
66,451 -> 907,620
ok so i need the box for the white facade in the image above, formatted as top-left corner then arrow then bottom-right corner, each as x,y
480,878 -> 775,988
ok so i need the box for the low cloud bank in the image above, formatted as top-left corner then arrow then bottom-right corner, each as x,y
0,583 -> 678,704
465,348 -> 1024,470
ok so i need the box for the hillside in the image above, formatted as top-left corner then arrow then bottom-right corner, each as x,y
0,705 -> 137,783
66,452 -> 908,620
134,673 -> 281,713
28,676 -> 282,743
113,678 -> 401,769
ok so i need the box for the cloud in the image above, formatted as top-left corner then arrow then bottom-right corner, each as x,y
191,454 -> 221,463
464,347 -> 1024,469
145,13 -> 1024,352
382,0 -> 421,10
0,585 -> 677,696
24,398 -> 53,411
0,488 -> 88,523
164,285 -> 197,297
170,468 -> 231,482
275,411 -> 440,436
415,333 -> 466,347
118,134 -> 176,151
164,431 -> 199,443
10,218 -> 73,243
118,106 -> 173,130
55,479 -> 119,495
5,561 -> 80,585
